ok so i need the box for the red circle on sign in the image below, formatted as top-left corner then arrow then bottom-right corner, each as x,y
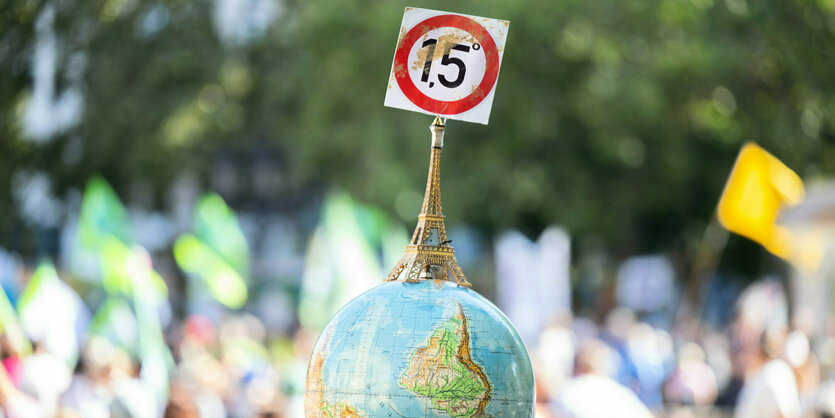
393,14 -> 500,115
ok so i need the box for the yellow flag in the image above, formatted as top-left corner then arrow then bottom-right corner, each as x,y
717,143 -> 804,259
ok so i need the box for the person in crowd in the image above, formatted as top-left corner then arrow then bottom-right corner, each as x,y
1,263 -> 833,418
551,338 -> 653,418
626,322 -> 674,411
664,342 -> 718,406
734,325 -> 801,418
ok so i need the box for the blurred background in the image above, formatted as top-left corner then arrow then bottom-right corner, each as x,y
1,0 -> 835,416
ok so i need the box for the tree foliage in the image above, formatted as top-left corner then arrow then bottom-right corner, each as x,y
1,0 -> 833,262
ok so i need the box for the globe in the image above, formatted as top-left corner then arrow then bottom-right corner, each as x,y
304,279 -> 535,417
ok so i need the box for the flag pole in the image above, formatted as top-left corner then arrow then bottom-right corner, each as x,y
677,212 -> 730,333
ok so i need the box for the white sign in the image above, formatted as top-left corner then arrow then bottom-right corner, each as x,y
495,227 -> 571,345
616,255 -> 675,312
384,7 -> 509,125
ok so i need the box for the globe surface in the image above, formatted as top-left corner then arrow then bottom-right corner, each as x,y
305,279 -> 535,417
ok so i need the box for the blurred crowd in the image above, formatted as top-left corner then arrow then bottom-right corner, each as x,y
532,281 -> 835,418
0,307 -> 320,417
0,272 -> 833,417
0,177 -> 832,418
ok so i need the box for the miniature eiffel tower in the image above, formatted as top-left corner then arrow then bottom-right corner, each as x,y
385,116 -> 471,287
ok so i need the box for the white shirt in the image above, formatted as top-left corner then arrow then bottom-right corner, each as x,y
735,359 -> 801,418
553,374 -> 653,418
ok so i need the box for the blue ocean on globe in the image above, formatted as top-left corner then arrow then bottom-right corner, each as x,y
305,279 -> 535,417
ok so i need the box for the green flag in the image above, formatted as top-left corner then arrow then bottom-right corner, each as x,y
78,176 -> 173,404
298,191 -> 407,330
0,288 -> 30,355
173,193 -> 249,309
17,260 -> 88,367
125,247 -> 173,404
125,246 -> 168,305
99,237 -> 133,295
193,193 -> 250,277
173,235 -> 247,309
89,296 -> 138,356
79,176 -> 130,250
78,176 -> 168,302
96,237 -> 168,302
132,287 -> 173,403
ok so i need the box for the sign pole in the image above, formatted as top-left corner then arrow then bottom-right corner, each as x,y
386,113 -> 471,286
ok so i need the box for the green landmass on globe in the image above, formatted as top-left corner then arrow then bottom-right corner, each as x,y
400,304 -> 492,417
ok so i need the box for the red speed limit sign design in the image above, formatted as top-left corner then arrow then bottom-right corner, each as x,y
384,8 -> 510,125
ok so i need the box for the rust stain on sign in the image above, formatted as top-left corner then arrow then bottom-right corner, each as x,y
396,25 -> 408,49
392,63 -> 407,79
410,32 -> 478,72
